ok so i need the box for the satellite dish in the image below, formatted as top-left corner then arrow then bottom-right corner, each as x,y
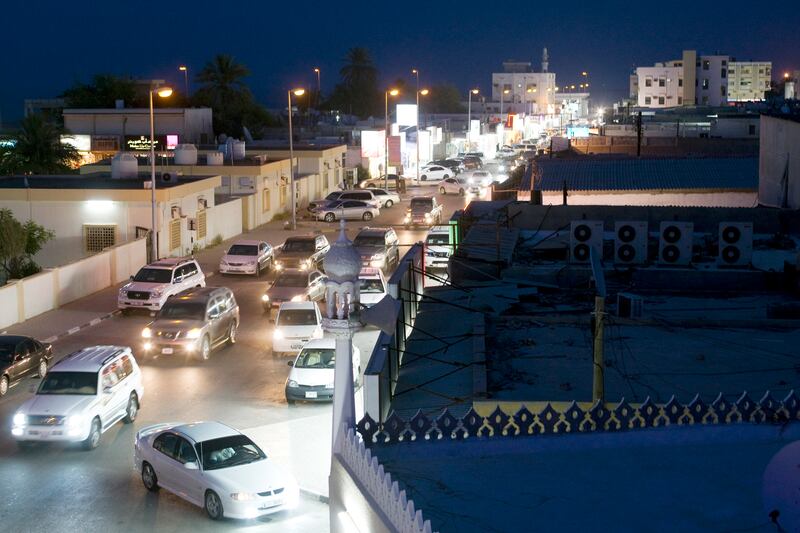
242,126 -> 254,143
360,295 -> 401,335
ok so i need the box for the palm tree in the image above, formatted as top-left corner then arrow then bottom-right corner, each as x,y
195,54 -> 250,100
0,115 -> 79,175
338,48 -> 379,118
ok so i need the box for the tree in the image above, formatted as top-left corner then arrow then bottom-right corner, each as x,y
326,47 -> 381,118
191,54 -> 277,137
62,74 -> 139,108
0,115 -> 80,175
426,84 -> 466,113
0,209 -> 54,280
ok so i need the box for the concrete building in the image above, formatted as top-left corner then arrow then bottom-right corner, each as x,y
0,172 -> 232,266
759,114 -> 800,209
491,58 -> 557,115
727,61 -> 772,102
636,64 -> 685,108
63,107 -> 214,159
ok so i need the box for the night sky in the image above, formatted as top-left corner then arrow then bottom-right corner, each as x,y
1,0 -> 796,122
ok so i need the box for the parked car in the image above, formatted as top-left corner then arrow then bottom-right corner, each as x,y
11,345 -> 143,450
353,227 -> 400,271
312,200 -> 380,222
272,302 -> 323,356
358,267 -> 388,307
134,421 -> 299,520
460,155 -> 483,169
360,174 -> 401,190
405,196 -> 443,227
274,234 -> 329,271
424,226 -> 453,269
141,287 -> 239,361
262,269 -> 326,313
118,258 -> 206,314
429,159 -> 465,174
308,190 -> 381,211
364,187 -> 400,208
285,338 -> 361,403
419,165 -> 451,182
219,240 -> 273,276
438,177 -> 476,196
0,335 -> 52,397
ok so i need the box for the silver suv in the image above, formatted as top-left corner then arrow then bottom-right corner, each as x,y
142,287 -> 239,361
353,227 -> 400,271
119,258 -> 206,313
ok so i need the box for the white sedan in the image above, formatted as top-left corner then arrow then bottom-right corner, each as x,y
312,200 -> 379,222
219,240 -> 273,276
135,421 -> 299,520
465,170 -> 493,187
438,177 -> 477,196
365,187 -> 400,208
419,165 -> 452,182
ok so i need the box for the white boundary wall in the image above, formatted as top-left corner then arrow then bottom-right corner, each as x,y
0,237 -> 147,330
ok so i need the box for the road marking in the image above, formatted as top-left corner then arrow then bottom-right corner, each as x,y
43,336 -> 57,343
89,318 -> 101,326
67,326 -> 80,335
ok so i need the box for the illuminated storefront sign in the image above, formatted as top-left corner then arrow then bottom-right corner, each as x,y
124,134 -> 179,151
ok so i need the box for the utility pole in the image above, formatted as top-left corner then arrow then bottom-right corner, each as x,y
592,295 -> 605,403
636,111 -> 643,157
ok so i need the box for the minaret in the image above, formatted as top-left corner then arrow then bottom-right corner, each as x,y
542,47 -> 549,73
322,220 -> 363,453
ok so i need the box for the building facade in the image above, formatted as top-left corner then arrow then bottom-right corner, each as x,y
727,61 -> 772,102
491,60 -> 557,115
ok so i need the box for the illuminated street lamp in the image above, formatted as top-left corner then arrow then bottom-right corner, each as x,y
149,84 -> 173,260
500,88 -> 510,117
178,65 -> 189,97
467,88 -> 479,149
288,88 -> 305,230
384,88 -> 400,190
412,68 -> 420,184
313,68 -> 321,107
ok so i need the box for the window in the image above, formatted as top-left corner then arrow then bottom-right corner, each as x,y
678,97 -> 683,105
748,124 -> 756,135
238,177 -> 253,188
262,188 -> 271,213
702,96 -> 709,105
702,79 -> 709,90
721,68 -> 726,78
703,60 -> 710,70
121,355 -> 134,377
153,433 -> 178,458
176,438 -> 198,464
169,219 -> 180,250
658,78 -> 665,87
644,96 -> 652,105
83,224 -> 116,253
658,96 -> 665,105
722,60 -> 727,66
678,78 -> 683,87
279,185 -> 287,207
197,209 -> 207,239
721,85 -> 726,97
644,77 -> 652,87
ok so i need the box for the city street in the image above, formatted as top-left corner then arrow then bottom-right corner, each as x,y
0,180 -> 477,532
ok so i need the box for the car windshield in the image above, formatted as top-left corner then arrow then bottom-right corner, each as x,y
277,309 -> 317,326
325,192 -> 340,200
369,189 -> 387,196
227,244 -> 258,256
411,199 -> 432,209
354,235 -> 385,247
359,278 -> 385,294
282,240 -> 314,252
426,234 -> 449,245
295,348 -> 335,369
37,371 -> 97,395
158,302 -> 206,320
197,434 -> 266,471
325,201 -> 344,209
133,268 -> 172,283
273,273 -> 308,288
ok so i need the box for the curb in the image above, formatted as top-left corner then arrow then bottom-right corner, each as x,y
41,310 -> 121,344
299,487 -> 330,504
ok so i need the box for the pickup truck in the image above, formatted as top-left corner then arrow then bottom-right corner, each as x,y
404,196 -> 443,227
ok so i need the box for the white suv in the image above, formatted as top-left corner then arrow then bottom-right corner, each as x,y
119,258 -> 206,313
12,345 -> 144,450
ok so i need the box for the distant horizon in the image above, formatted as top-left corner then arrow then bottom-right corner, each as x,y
1,0 -> 797,125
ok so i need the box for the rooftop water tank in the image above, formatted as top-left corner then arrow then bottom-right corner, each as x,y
225,138 -> 246,161
111,152 -> 138,179
206,152 -> 224,165
174,144 -> 198,165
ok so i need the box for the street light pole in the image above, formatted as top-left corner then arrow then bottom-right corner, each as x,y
313,68 -> 321,108
384,88 -> 399,190
178,66 -> 189,98
288,88 -> 305,231
149,84 -> 173,261
412,68 -> 420,185
467,88 -> 478,150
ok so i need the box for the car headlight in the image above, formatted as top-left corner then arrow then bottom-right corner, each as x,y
151,288 -> 164,298
186,328 -> 202,339
404,214 -> 411,222
424,213 -> 432,221
274,261 -> 283,271
299,260 -> 310,271
230,492 -> 257,501
220,260 -> 229,266
290,295 -> 304,302
467,178 -> 474,184
141,327 -> 152,338
312,328 -> 323,339
498,165 -> 505,172
67,414 -> 84,428
325,382 -> 334,389
273,329 -> 283,340
261,294 -> 270,302
13,413 -> 26,427
371,253 -> 385,261
287,380 -> 298,388
119,289 -> 128,297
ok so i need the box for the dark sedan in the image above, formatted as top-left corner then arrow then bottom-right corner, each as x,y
0,335 -> 52,396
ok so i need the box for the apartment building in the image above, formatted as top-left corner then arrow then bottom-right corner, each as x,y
728,61 -> 772,101
491,59 -> 557,115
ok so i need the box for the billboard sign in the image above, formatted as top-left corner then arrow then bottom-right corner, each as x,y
360,130 -> 385,159
396,104 -> 418,127
124,134 -> 178,151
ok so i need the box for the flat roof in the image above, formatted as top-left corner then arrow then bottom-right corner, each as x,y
522,157 -> 758,192
63,108 -> 208,114
89,155 -> 283,167
0,172 -> 218,190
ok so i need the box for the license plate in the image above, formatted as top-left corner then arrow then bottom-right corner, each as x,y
131,302 -> 142,306
305,391 -> 318,399
161,348 -> 174,355
290,342 -> 304,350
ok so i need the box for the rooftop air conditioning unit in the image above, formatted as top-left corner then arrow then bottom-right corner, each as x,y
718,222 -> 753,266
617,293 -> 644,319
570,220 -> 604,263
658,221 -> 693,265
614,221 -> 648,265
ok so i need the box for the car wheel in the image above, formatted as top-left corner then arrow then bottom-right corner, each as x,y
198,336 -> 211,361
459,188 -> 465,196
439,187 -> 446,194
36,359 -> 48,378
0,375 -> 8,397
324,212 -> 335,223
205,490 -> 224,520
123,393 -> 139,424
385,199 -> 393,208
141,462 -> 159,492
420,175 -> 427,181
227,322 -> 237,346
362,211 -> 374,221
287,399 -> 296,405
82,417 -> 101,450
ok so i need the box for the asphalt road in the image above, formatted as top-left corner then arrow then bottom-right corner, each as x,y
0,180 -> 476,532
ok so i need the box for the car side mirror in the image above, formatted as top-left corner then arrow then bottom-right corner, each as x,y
129,275 -> 134,281
103,386 -> 113,394
287,360 -> 294,367
184,461 -> 199,470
